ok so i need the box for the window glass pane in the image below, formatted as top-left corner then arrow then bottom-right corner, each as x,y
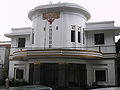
83,31 -> 85,44
56,26 -> 58,30
94,34 -> 104,45
71,31 -> 75,42
32,33 -> 34,44
78,31 -> 80,43
16,69 -> 24,79
95,70 -> 106,81
18,38 -> 25,48
43,27 -> 46,31
49,45 -> 52,48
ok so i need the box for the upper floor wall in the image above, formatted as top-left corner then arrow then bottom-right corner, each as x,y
5,27 -> 32,53
84,21 -> 120,53
28,3 -> 91,48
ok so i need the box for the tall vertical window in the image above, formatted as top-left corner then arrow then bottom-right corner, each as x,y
18,38 -> 25,48
78,31 -> 80,43
43,27 -> 46,31
83,30 -> 85,44
49,26 -> 52,48
71,31 -> 75,42
95,70 -> 107,82
32,33 -> 34,44
94,33 -> 104,45
56,26 -> 58,30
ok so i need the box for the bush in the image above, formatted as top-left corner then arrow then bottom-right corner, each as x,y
0,69 -> 8,86
9,79 -> 29,87
0,79 -> 5,86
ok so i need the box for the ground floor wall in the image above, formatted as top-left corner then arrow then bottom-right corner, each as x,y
87,60 -> 116,86
9,58 -> 116,88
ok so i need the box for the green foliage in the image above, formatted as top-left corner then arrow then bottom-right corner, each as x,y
9,79 -> 29,87
0,79 -> 5,86
0,69 -> 8,86
2,69 -> 8,80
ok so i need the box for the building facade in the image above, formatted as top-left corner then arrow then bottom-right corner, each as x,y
5,3 -> 120,89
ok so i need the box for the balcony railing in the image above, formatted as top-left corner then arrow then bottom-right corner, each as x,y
8,45 -> 116,60
10,45 -> 116,54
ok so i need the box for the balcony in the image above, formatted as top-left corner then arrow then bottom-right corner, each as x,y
9,49 -> 102,61
9,45 -> 116,60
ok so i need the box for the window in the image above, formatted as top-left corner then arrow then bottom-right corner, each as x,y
49,28 -> 52,48
32,33 -> 34,44
49,45 -> 52,48
18,38 -> 25,48
16,69 -> 24,79
49,26 -> 52,28
83,31 -> 85,44
43,27 -> 46,31
78,31 -> 80,43
56,26 -> 58,30
95,70 -> 107,82
49,41 -> 52,44
71,31 -> 75,42
94,33 -> 104,45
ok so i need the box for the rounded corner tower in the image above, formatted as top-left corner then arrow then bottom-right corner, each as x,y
28,2 -> 91,48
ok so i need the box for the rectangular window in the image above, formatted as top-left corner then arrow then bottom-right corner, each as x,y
16,69 -> 24,79
94,33 -> 104,45
95,70 -> 106,82
32,33 -> 34,44
18,38 -> 25,48
43,27 -> 46,31
49,45 -> 52,48
56,26 -> 58,30
71,31 -> 75,42
78,31 -> 80,43
83,31 -> 85,44
49,41 -> 52,44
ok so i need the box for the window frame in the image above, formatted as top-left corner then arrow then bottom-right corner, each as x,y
94,69 -> 108,82
18,38 -> 26,48
94,33 -> 104,45
14,68 -> 24,80
32,33 -> 34,44
78,31 -> 81,43
71,30 -> 75,42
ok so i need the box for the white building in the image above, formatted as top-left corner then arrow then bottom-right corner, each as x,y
5,3 -> 120,89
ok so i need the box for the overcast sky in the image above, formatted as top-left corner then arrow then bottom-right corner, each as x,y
0,0 -> 120,41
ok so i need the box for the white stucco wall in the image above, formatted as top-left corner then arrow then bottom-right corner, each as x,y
9,61 -> 29,81
86,21 -> 114,28
85,30 -> 115,53
10,35 -> 31,54
32,11 -> 87,48
87,60 -> 116,86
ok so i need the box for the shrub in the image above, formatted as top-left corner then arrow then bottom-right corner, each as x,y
9,79 -> 29,87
